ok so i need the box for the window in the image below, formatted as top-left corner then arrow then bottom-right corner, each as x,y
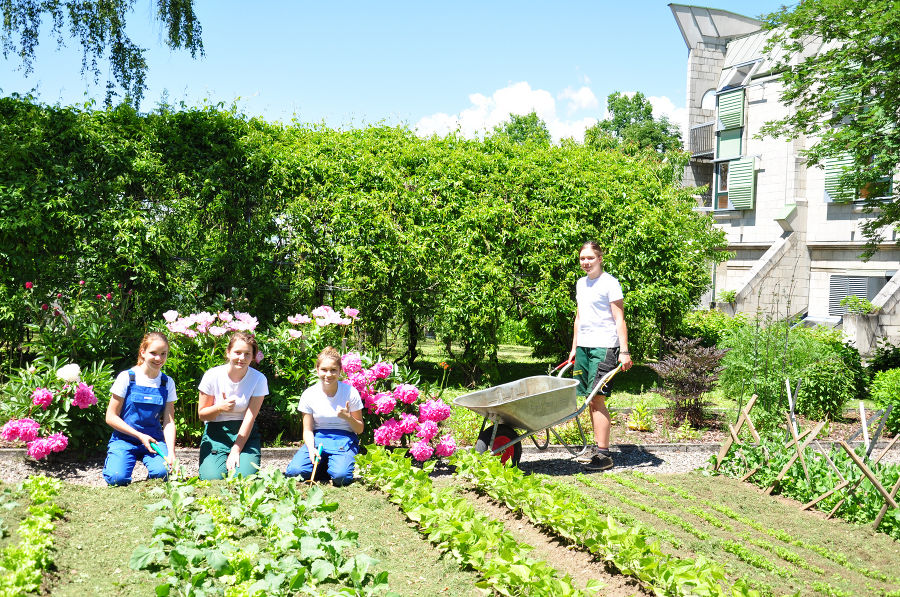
700,89 -> 716,111
714,158 -> 756,211
829,275 -> 887,316
717,128 -> 742,160
824,153 -> 893,203
718,61 -> 762,91
715,162 -> 729,209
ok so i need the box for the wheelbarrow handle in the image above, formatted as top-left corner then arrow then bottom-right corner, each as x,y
554,359 -> 575,377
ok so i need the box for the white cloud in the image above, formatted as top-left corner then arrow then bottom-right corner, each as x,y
415,81 -> 599,143
647,95 -> 688,140
559,86 -> 599,115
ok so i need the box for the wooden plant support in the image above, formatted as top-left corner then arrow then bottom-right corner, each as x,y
873,475 -> 900,531
825,436 -> 900,519
764,420 -> 825,495
714,394 -> 760,472
801,441 -> 847,511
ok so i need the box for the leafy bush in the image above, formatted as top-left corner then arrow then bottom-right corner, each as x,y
648,337 -> 727,427
870,368 -> 900,434
0,357 -> 112,456
22,281 -> 142,370
839,295 -> 879,314
678,309 -> 747,347
718,319 -> 857,425
796,357 -> 853,420
869,338 -> 900,378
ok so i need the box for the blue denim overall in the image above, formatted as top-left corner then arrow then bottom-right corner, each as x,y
103,370 -> 170,486
285,429 -> 359,486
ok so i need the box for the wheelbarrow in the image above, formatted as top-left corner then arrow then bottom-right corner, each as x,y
453,360 -> 623,466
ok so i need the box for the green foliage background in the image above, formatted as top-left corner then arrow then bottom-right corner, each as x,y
1,95 -> 727,380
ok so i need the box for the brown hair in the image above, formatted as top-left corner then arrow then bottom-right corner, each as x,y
579,240 -> 604,258
316,346 -> 343,371
136,332 -> 169,365
227,331 -> 259,366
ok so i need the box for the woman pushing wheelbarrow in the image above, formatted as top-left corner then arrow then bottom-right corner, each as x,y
569,241 -> 632,471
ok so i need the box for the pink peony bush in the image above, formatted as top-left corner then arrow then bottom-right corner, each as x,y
346,352 -> 456,461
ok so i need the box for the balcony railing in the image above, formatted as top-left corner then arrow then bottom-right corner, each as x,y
690,121 -> 715,158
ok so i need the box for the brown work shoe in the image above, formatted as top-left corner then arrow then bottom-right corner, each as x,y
584,453 -> 614,471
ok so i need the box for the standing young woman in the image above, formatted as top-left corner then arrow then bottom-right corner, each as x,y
197,331 -> 269,480
103,332 -> 177,486
568,241 -> 632,471
285,346 -> 364,486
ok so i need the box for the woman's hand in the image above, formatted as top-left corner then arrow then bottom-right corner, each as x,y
308,445 -> 318,464
219,391 -> 236,413
336,401 -> 352,420
619,352 -> 633,371
226,445 -> 241,472
164,452 -> 176,469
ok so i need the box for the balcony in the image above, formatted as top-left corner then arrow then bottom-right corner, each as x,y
689,121 -> 715,159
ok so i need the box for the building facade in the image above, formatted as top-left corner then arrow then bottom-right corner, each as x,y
671,4 -> 900,355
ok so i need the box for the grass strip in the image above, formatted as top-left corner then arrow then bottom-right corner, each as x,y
359,446 -> 595,596
0,476 -> 63,595
453,450 -> 759,597
632,471 -> 900,586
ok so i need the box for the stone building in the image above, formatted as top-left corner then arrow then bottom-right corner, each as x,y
670,3 -> 900,355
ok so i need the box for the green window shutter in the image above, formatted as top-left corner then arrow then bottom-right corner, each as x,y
718,88 -> 744,130
729,157 -> 756,209
824,154 -> 855,203
717,128 -> 742,160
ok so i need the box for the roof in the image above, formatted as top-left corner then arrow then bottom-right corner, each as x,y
669,4 -> 762,49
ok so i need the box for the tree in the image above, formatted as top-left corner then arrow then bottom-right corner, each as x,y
492,111 -> 551,145
585,91 -> 682,153
760,0 -> 900,258
0,0 -> 203,105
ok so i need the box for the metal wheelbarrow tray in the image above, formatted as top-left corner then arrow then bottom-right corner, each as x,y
453,362 -> 621,464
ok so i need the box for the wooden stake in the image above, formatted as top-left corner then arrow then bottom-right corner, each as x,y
874,476 -> 900,530
765,421 -> 824,495
838,441 -> 898,510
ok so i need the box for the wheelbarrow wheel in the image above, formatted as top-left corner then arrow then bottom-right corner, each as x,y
475,424 -> 522,466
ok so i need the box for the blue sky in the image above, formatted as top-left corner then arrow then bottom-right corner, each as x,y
0,1 -> 788,141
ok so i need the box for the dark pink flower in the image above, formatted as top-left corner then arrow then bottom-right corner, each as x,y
416,420 -> 439,442
105,293 -> 112,300
31,388 -> 54,409
393,384 -> 420,405
419,399 -> 452,423
41,304 -> 48,311
410,441 -> 435,461
398,413 -> 419,434
25,281 -> 33,289
372,362 -> 393,380
45,433 -> 68,453
72,382 -> 97,409
373,392 -> 397,415
27,438 -> 53,460
79,280 -> 85,285
56,293 -> 62,298
435,434 -> 457,457
96,294 -> 102,300
373,419 -> 402,445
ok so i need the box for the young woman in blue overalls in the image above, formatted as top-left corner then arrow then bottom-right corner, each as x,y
103,332 -> 177,486
285,346 -> 364,486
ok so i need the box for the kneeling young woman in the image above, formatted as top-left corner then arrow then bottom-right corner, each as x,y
286,347 -> 364,486
197,331 -> 269,480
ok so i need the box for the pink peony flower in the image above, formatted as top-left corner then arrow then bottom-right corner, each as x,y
373,392 -> 397,415
343,307 -> 360,319
162,309 -> 179,323
57,293 -> 62,298
372,362 -> 393,380
31,388 -> 54,409
96,294 -> 103,299
72,382 -> 97,409
27,438 -> 53,460
373,419 -> 402,445
434,433 -> 457,458
393,384 -> 420,405
255,349 -> 264,364
341,353 -> 363,375
4,418 -> 41,443
347,371 -> 368,393
398,413 -> 419,434
41,303 -> 48,311
311,305 -> 333,318
25,281 -> 33,289
315,318 -> 328,327
45,433 -> 68,453
416,420 -> 439,442
419,399 -> 452,423
409,441 -> 435,461
209,325 -> 228,337
79,280 -> 85,286
105,293 -> 112,300
218,311 -> 234,322
287,328 -> 303,339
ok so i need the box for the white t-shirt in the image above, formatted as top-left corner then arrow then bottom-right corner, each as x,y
198,365 -> 269,423
298,382 -> 363,433
111,368 -> 178,402
576,272 -> 624,348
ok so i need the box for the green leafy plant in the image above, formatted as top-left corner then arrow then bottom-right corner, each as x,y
840,295 -> 879,315
0,475 -> 63,595
795,356 -> 853,420
717,289 -> 737,304
870,368 -> 900,434
678,308 -> 747,347
627,399 -> 654,431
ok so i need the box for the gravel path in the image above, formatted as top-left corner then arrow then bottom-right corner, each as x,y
2,442 -> 895,487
